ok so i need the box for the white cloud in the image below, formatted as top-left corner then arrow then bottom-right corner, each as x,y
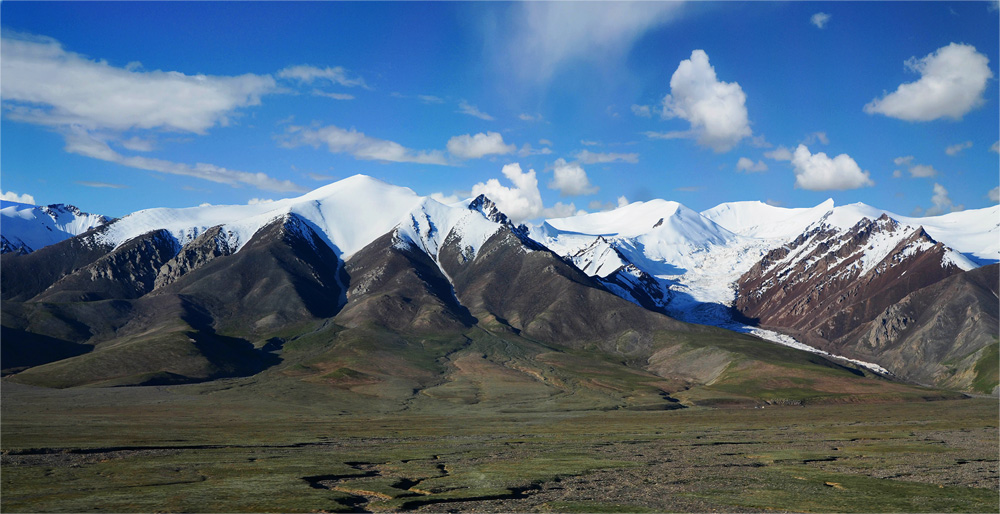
282,124 -> 448,165
892,169 -> 903,178
312,89 -> 355,100
790,144 -> 874,191
765,199 -> 785,207
247,197 -> 274,205
580,140 -> 602,146
992,141 -> 1000,153
1,34 -> 276,134
1,191 -> 36,204
908,164 -> 938,178
661,50 -> 752,153
65,127 -> 305,192
735,157 -> 768,173
542,202 -> 582,219
120,136 -> 156,152
277,65 -> 367,88
503,2 -> 681,85
945,141 -> 973,156
893,156 -> 938,178
549,159 -> 599,196
446,132 -> 516,160
306,172 -> 335,181
470,163 -> 544,223
764,146 -> 793,161
644,130 -> 690,141
989,186 -> 999,203
810,12 -> 831,29
519,113 -> 543,122
75,181 -> 128,189
574,149 -> 639,164
864,43 -> 993,121
430,192 -> 461,205
539,139 -> 554,147
457,100 -> 494,121
924,183 -> 963,216
588,196 -> 630,212
518,143 -> 553,157
418,95 -> 445,104
802,131 -> 829,145
631,104 -> 653,117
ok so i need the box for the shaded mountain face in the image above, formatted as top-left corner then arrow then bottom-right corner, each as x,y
1,177 -> 984,404
1,213 -> 343,386
845,264 -> 999,394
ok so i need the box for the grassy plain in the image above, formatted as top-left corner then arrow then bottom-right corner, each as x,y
2,378 -> 997,513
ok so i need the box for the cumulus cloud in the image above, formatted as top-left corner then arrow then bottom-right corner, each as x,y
502,2 -> 681,84
574,149 -> 639,164
924,183 -> 964,216
471,163 -> 544,223
945,141 -> 973,156
446,132 -> 516,160
992,141 -> 999,153
430,192 -> 461,205
457,100 -> 494,121
277,65 -> 367,88
280,124 -> 448,165
549,159 -> 599,196
735,157 -> 768,172
64,128 -> 305,192
247,198 -> 274,205
75,181 -> 128,189
542,202 -> 583,219
631,104 -> 653,117
539,139 -> 554,147
989,186 -> 1000,203
661,50 -> 752,153
864,43 -> 993,121
789,144 -> 873,191
810,12 -> 831,29
580,140 -> 601,146
519,113 -> 543,122
1,191 -> 36,204
1,33 -> 276,134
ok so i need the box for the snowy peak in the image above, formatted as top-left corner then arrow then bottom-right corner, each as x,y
1,201 -> 110,254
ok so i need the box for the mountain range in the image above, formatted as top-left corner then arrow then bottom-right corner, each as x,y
2,175 -> 997,402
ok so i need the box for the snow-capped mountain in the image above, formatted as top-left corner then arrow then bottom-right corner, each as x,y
3,175 -> 996,392
1,201 -> 110,254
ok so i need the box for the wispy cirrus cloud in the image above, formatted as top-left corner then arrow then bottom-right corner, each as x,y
281,123 -> 449,165
457,100 -> 495,121
1,32 -> 304,192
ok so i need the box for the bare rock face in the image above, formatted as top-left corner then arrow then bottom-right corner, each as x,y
153,226 -> 237,290
735,215 -> 961,345
735,214 -> 997,393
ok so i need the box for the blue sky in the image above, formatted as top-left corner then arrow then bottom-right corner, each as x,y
2,1 -> 998,222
